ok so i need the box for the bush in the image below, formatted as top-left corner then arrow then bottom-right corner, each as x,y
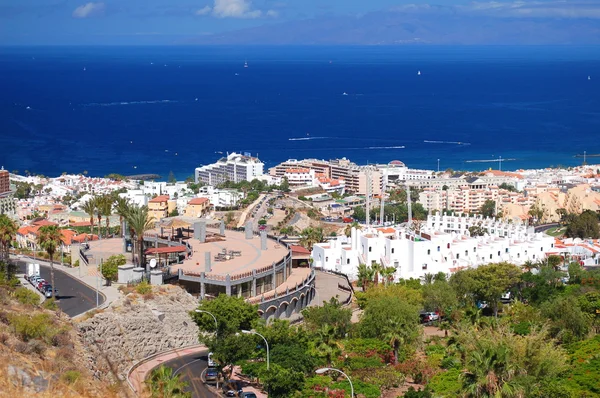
51,329 -> 73,348
62,370 -> 81,384
9,313 -> 56,342
136,280 -> 152,295
427,368 -> 462,397
73,259 -> 80,267
42,298 -> 58,311
14,287 -> 40,306
28,339 -> 46,356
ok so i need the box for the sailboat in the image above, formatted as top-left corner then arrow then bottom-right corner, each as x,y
244,60 -> 248,68
417,70 -> 421,76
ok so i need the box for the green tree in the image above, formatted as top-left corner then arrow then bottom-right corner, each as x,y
101,254 -> 126,285
301,297 -> 352,338
311,323 -> 342,366
472,263 -> 521,317
260,363 -> 304,398
479,199 -> 496,218
299,227 -> 324,250
125,204 -> 154,268
499,183 -> 518,192
0,214 -> 17,278
359,295 -> 421,363
113,196 -> 131,238
541,295 -> 590,343
344,221 -> 361,237
81,196 -> 97,236
565,210 -> 600,239
146,365 -> 190,398
422,279 -> 458,316
37,225 -> 62,299
468,224 -> 487,237
190,294 -> 259,339
96,194 -> 113,239
169,209 -> 179,217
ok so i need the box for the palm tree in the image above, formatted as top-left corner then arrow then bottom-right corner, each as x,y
371,261 -> 382,286
422,273 -> 435,285
299,227 -> 324,251
37,225 -> 63,299
0,214 -> 17,279
113,196 -> 131,237
461,344 -> 522,398
146,365 -> 190,398
380,266 -> 397,286
383,318 -> 405,365
81,196 -> 97,236
357,263 -> 375,291
313,324 -> 342,367
96,195 -> 113,239
126,204 -> 154,269
344,221 -> 362,237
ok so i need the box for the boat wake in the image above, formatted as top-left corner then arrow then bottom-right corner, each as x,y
288,137 -> 329,141
366,146 -> 405,149
83,99 -> 177,107
424,140 -> 471,146
465,158 -> 516,163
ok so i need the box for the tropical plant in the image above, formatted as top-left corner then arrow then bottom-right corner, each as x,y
344,221 -> 361,237
146,365 -> 190,398
37,225 -> 63,299
299,227 -> 324,250
96,194 -> 113,239
113,196 -> 131,237
81,196 -> 97,236
125,204 -> 154,268
0,214 -> 17,278
357,263 -> 375,291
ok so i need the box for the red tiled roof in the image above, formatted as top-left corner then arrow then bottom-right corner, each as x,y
70,221 -> 92,227
149,195 -> 170,203
31,219 -> 58,227
290,245 -> 311,254
188,198 -> 209,206
145,246 -> 187,255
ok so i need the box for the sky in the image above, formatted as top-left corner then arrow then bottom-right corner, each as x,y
1,0 -> 599,45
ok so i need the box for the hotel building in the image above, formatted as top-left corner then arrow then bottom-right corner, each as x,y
195,153 -> 264,186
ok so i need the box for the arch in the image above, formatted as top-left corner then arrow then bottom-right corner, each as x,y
278,302 -> 289,319
265,305 -> 277,323
257,309 -> 264,316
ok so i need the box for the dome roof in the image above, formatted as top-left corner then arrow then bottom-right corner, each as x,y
389,160 -> 406,167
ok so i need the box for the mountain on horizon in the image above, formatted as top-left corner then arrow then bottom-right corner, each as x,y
181,6 -> 600,45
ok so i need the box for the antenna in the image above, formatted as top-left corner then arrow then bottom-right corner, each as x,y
149,258 -> 157,269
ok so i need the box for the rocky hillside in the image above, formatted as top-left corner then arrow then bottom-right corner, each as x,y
77,284 -> 200,381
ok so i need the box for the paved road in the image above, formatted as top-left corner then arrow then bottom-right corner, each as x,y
15,258 -> 104,317
161,349 -> 217,398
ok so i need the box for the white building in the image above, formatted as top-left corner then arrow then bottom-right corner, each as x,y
141,181 -> 189,198
195,152 -> 264,186
311,214 -> 555,281
377,160 -> 436,185
197,186 -> 244,208
119,190 -> 148,207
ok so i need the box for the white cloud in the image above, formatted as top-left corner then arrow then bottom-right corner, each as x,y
210,0 -> 279,18
266,9 -> 279,17
463,1 -> 600,19
195,5 -> 212,15
72,2 -> 105,18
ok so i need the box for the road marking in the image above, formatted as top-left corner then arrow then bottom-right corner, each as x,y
173,357 -> 204,376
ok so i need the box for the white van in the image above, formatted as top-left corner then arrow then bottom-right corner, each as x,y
207,352 -> 216,367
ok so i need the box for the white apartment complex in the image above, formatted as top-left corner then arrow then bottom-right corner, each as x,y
270,158 -> 380,196
195,152 -> 264,186
197,186 -> 244,208
311,214 -> 555,281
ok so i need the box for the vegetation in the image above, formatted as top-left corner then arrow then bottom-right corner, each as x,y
101,254 -> 126,284
37,225 -> 62,299
479,199 -> 496,218
0,214 -> 17,279
565,210 -> 600,239
146,365 -> 190,398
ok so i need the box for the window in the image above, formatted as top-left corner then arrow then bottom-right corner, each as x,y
427,249 -> 431,255
533,255 -> 536,259
437,246 -> 440,252
391,248 -> 395,254
474,247 -> 477,253
498,251 -> 501,256
422,264 -> 428,270
457,253 -> 460,259
447,243 -> 450,249
505,248 -> 509,253
490,254 -> 493,259
540,247 -> 543,252
551,243 -> 554,248
347,259 -> 350,264
517,253 -> 520,258
369,246 -> 372,252
465,250 -> 468,256
326,257 -> 328,262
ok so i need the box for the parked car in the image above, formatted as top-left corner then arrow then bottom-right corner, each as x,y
207,352 -> 216,367
222,380 -> 243,397
419,312 -> 439,323
30,275 -> 42,285
42,285 -> 58,298
240,393 -> 257,398
204,367 -> 218,384
36,279 -> 47,290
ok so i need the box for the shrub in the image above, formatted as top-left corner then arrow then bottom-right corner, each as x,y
428,368 -> 462,397
135,281 -> 152,295
12,340 -> 28,354
51,329 -> 73,348
73,259 -> 80,267
42,298 -> 58,311
28,339 -> 46,356
142,292 -> 155,301
62,370 -> 81,384
9,313 -> 56,342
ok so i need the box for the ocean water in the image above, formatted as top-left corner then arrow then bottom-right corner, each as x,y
0,45 -> 599,179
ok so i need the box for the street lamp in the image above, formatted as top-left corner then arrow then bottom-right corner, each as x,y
194,309 -> 218,331
315,367 -> 354,397
241,330 -> 269,370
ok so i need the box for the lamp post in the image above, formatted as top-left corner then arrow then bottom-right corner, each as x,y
194,309 -> 218,331
241,330 -> 269,370
315,367 -> 354,397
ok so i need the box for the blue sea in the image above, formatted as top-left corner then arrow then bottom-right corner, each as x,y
0,46 -> 599,179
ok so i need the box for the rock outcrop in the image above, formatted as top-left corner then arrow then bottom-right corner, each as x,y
77,285 -> 200,380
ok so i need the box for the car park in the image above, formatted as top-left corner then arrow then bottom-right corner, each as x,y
222,380 -> 243,397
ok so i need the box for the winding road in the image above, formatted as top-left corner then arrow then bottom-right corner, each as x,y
160,349 -> 216,397
14,257 -> 104,317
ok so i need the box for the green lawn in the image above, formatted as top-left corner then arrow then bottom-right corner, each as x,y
546,226 -> 566,237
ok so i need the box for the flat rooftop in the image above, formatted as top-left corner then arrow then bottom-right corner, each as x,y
172,228 -> 289,277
